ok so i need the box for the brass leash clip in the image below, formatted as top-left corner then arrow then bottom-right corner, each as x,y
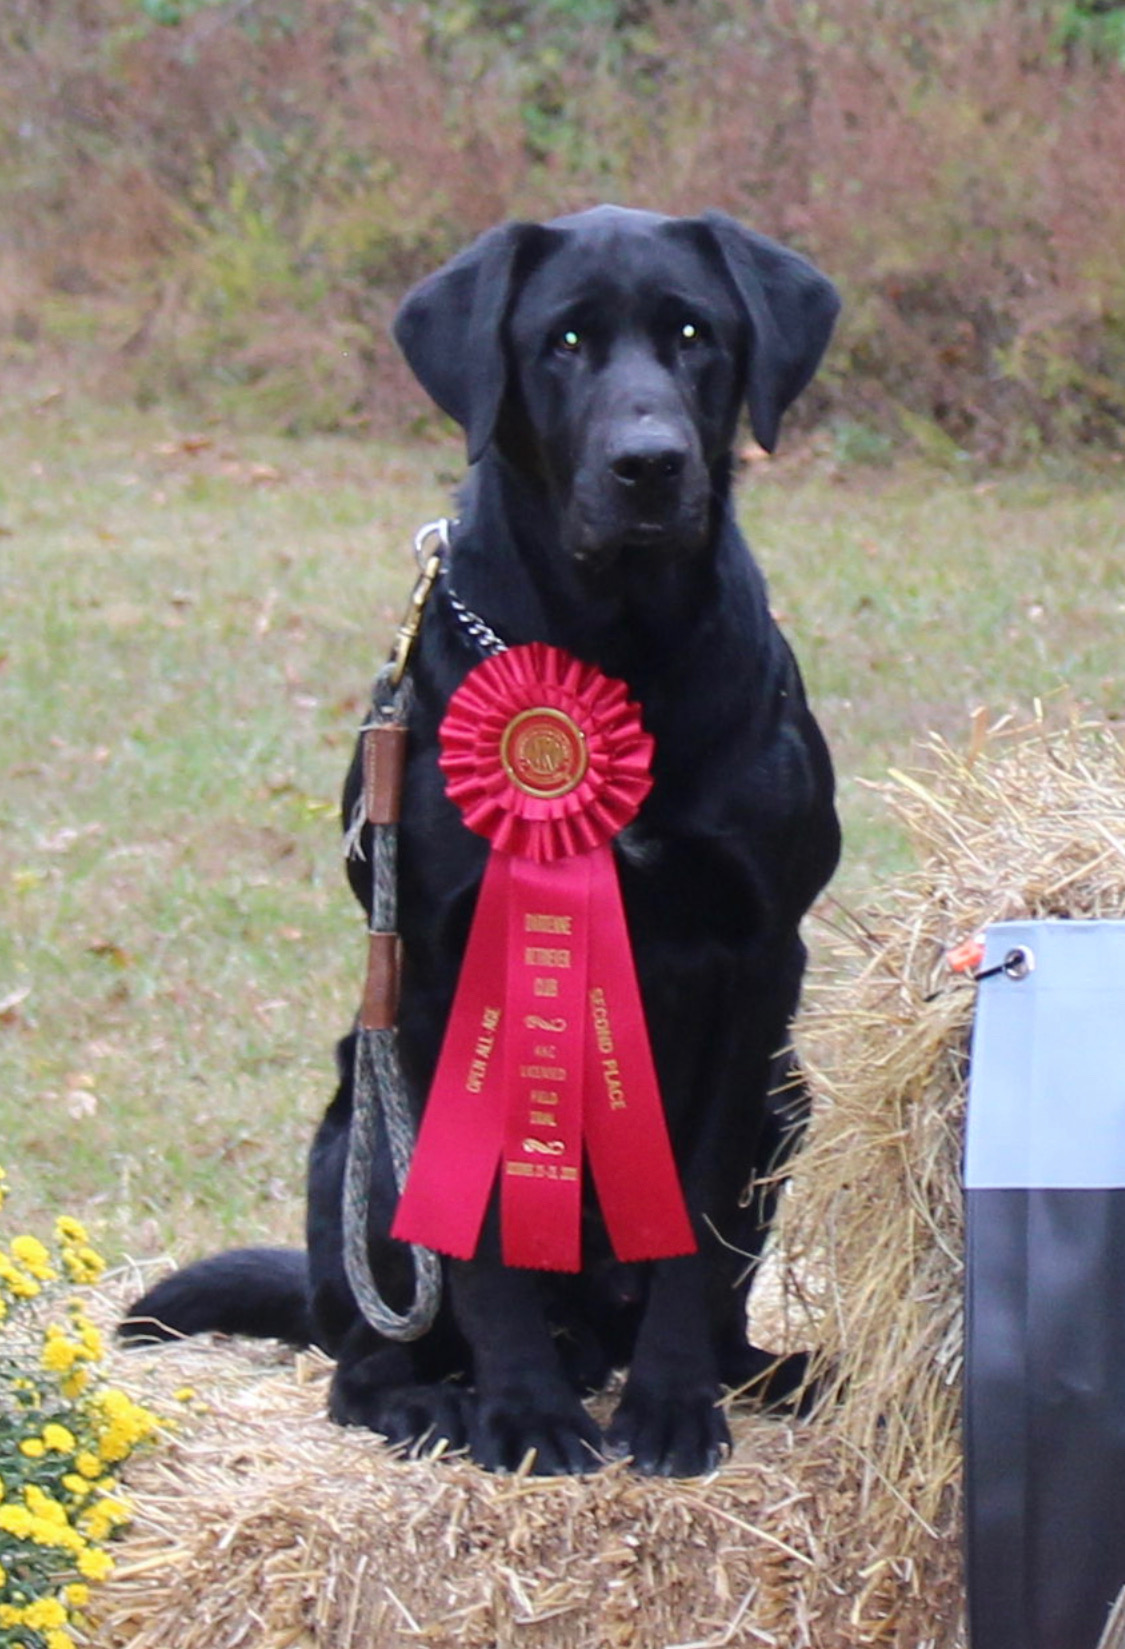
388,519 -> 450,687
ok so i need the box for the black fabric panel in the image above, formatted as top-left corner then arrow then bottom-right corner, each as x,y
965,1188 -> 1125,1649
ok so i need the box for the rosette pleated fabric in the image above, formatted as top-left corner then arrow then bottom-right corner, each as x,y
391,644 -> 695,1272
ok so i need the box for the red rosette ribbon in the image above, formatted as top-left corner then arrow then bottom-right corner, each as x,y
391,643 -> 696,1272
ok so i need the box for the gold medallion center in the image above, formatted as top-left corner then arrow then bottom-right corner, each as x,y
500,706 -> 589,799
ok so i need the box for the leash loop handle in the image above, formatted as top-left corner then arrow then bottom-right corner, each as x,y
344,1025 -> 442,1342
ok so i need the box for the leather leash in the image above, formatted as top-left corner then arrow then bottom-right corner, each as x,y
340,521 -> 450,1342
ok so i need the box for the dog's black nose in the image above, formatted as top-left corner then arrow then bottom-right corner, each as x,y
609,439 -> 687,491
610,443 -> 686,488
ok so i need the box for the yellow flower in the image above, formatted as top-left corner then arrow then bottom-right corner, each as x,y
62,1244 -> 105,1285
42,1422 -> 77,1453
16,1504 -> 84,1552
76,1547 -> 114,1581
0,1187 -> 160,1625
41,1331 -> 79,1373
23,1596 -> 68,1632
10,1233 -> 57,1281
75,1318 -> 104,1360
24,1485 -> 69,1527
39,1521 -> 85,1555
81,1493 -> 131,1542
47,1631 -> 77,1649
0,1252 -> 40,1298
89,1387 -> 160,1462
0,1504 -> 34,1538
96,1431 -> 129,1463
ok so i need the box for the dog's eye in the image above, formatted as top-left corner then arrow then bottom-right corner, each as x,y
555,328 -> 583,356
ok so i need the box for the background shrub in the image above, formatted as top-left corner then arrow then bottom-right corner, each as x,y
1,0 -> 1123,453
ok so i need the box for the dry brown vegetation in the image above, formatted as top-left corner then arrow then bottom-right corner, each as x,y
2,0 -> 1125,453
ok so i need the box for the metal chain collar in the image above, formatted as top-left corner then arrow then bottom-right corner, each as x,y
416,517 -> 508,661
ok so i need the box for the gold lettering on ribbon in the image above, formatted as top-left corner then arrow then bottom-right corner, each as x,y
512,894 -> 583,1211
506,1161 -> 580,1181
465,1005 -> 502,1094
590,987 -> 613,1053
529,1087 -> 559,1127
590,986 -> 627,1110
602,1058 -> 626,1111
524,913 -> 574,935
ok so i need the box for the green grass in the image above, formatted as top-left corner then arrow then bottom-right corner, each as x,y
746,452 -> 1125,893
1,399 -> 1123,1257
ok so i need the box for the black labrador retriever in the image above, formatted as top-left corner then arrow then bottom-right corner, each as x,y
124,205 -> 841,1478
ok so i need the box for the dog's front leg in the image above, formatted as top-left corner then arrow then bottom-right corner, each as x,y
450,1258 -> 604,1475
606,1252 -> 729,1477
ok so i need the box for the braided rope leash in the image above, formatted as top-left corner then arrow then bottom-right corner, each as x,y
339,524 -> 449,1342
340,520 -> 509,1341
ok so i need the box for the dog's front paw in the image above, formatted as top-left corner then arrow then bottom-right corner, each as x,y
606,1380 -> 731,1477
470,1384 -> 603,1476
375,1382 -> 475,1457
330,1359 -> 472,1456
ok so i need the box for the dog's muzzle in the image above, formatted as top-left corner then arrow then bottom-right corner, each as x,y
571,412 -> 710,565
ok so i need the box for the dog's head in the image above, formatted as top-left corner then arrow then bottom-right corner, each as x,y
394,206 -> 838,570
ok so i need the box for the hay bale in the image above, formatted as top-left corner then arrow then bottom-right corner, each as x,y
778,709 -> 1125,1643
92,1325 -> 957,1649
91,713 -> 1125,1649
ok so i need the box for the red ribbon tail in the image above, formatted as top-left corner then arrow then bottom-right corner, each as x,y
582,846 -> 696,1263
500,854 -> 588,1272
390,853 -> 509,1260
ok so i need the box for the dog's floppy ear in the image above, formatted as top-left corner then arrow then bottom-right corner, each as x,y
700,211 -> 840,453
393,222 -> 538,464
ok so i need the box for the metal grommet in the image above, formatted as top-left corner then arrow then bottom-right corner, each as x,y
1001,946 -> 1034,981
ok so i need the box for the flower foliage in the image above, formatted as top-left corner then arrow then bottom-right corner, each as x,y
0,1168 -> 162,1649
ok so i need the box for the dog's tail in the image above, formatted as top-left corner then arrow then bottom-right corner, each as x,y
119,1247 -> 319,1349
